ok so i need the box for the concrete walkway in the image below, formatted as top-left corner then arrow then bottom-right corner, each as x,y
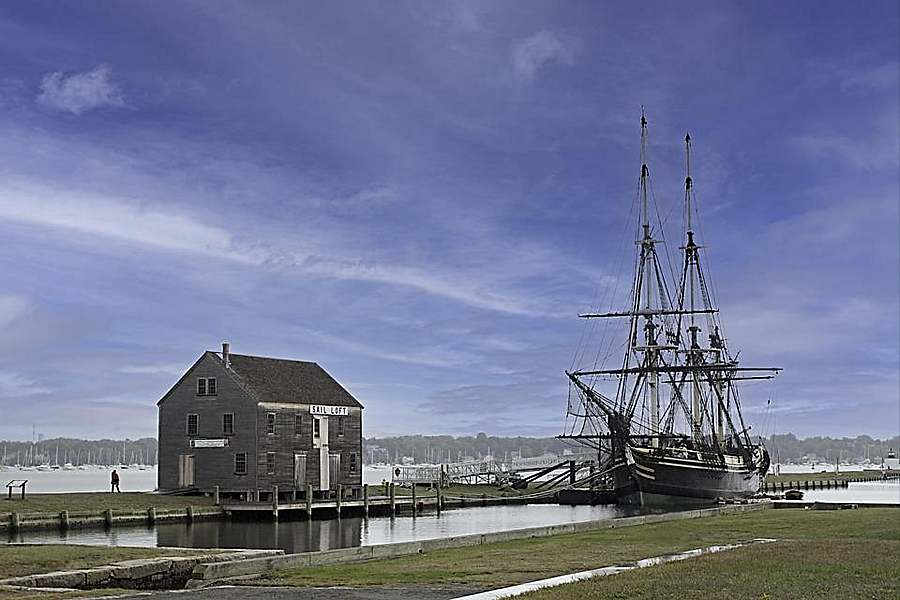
84,584 -> 484,600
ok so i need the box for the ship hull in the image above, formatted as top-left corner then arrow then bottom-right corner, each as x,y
613,445 -> 767,508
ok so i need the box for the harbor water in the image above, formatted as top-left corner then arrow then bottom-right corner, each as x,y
6,503 -> 636,553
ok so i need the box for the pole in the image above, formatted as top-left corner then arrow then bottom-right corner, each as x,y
363,484 -> 369,518
389,483 -> 396,517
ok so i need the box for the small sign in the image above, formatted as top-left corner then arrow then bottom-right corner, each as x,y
191,438 -> 228,448
310,405 -> 350,416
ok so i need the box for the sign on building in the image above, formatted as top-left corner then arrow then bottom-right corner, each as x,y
191,438 -> 229,448
310,404 -> 350,416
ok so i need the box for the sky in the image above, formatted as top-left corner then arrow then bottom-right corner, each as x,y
0,1 -> 897,441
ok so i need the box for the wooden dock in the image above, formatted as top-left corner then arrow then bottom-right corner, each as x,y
222,484 -> 543,520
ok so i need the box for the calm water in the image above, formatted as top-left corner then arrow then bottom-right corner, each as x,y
6,503 -> 636,553
797,480 -> 900,504
0,465 -> 394,494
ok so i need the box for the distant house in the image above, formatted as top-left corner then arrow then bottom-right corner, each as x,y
157,343 -> 363,501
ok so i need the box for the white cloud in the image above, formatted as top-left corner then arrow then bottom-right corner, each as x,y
37,64 -> 125,115
118,364 -> 186,376
0,294 -> 29,329
0,181 -> 259,263
0,371 -> 51,398
511,31 -> 577,81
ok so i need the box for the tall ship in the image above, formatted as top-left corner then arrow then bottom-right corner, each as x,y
560,113 -> 780,507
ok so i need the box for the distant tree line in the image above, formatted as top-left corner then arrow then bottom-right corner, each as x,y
361,433 -> 899,465
0,438 -> 157,466
2,433 -> 897,467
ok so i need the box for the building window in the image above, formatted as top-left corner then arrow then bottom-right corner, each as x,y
294,414 -> 302,435
266,412 -> 276,435
197,377 -> 217,396
266,452 -> 276,474
313,417 -> 321,439
223,413 -> 234,436
186,414 -> 198,436
337,416 -> 345,437
349,452 -> 357,474
234,452 -> 247,475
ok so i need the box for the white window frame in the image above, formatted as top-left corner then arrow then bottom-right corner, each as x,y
186,414 -> 199,436
234,452 -> 247,475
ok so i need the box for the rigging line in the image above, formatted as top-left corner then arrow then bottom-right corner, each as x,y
648,177 -> 681,303
584,193 -> 638,373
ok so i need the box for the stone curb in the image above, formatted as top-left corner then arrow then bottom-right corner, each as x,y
0,549 -> 282,590
191,502 -> 771,584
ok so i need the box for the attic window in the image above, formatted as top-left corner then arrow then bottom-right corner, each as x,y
197,378 -> 216,396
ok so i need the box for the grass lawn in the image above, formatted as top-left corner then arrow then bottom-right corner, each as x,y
518,538 -> 898,600
0,493 -> 215,518
258,507 -> 899,592
764,470 -> 897,484
0,544 -> 212,579
367,483 -> 530,499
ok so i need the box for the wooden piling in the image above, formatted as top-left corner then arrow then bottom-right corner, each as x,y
11,512 -> 20,532
336,485 -> 343,517
411,484 -> 417,516
272,485 -> 279,520
306,484 -> 313,520
186,506 -> 194,523
436,482 -> 442,514
147,507 -> 156,524
103,509 -> 113,528
59,510 -> 69,530
389,483 -> 396,517
213,485 -> 220,506
363,484 -> 369,518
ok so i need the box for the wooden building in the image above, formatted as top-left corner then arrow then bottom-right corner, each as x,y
157,343 -> 363,500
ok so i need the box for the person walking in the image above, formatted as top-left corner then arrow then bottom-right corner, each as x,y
111,469 -> 120,493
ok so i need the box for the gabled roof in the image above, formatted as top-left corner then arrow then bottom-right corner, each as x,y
225,353 -> 363,409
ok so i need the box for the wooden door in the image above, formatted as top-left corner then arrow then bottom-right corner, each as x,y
178,454 -> 195,487
293,453 -> 307,488
328,453 -> 341,490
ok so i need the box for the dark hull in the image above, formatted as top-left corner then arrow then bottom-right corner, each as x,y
611,445 -> 767,508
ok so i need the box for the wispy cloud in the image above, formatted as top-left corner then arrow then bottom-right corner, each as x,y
37,64 -> 125,114
0,371 -> 52,398
0,181 -> 258,263
0,294 -> 29,329
511,31 -> 577,81
118,364 -> 186,376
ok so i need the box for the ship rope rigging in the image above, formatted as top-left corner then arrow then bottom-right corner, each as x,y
559,111 -> 781,503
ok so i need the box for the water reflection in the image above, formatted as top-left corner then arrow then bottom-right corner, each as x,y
8,504 -> 635,553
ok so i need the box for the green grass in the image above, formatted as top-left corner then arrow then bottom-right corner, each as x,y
368,483 -> 531,499
258,507 -> 899,590
517,538 -> 899,600
764,470 -> 897,484
0,493 -> 215,518
0,544 -> 212,579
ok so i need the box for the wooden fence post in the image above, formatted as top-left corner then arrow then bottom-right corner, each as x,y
389,483 -> 396,517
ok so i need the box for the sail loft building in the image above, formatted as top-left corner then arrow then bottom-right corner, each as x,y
157,343 -> 363,500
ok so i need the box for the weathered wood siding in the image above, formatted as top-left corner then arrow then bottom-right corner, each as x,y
256,405 -> 363,495
157,353 -> 258,492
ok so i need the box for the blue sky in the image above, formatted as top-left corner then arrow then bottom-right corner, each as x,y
0,2 -> 897,441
